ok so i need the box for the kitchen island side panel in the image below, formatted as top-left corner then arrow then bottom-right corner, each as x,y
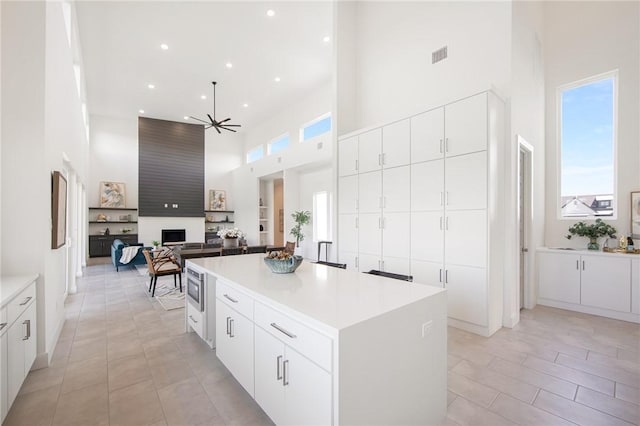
337,291 -> 447,426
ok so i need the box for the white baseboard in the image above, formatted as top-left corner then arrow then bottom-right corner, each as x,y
32,314 -> 65,371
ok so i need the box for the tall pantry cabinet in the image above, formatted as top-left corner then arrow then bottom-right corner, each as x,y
338,91 -> 505,336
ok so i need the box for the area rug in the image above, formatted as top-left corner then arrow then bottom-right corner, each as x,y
136,265 -> 185,311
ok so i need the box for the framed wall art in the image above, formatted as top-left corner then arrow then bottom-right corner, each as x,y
51,171 -> 67,249
632,191 -> 640,239
100,181 -> 126,208
209,189 -> 226,211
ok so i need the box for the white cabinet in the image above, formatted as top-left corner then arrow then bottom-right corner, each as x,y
444,152 -> 487,211
1,316 -> 7,423
382,166 -> 410,212
444,93 -> 487,157
383,212 -> 411,260
444,210 -> 487,269
338,136 -> 358,177
358,214 -> 382,257
411,107 -> 444,163
358,129 -> 382,174
411,211 -> 444,264
338,176 -> 358,215
446,265 -> 488,326
538,250 -> 637,322
254,327 -> 331,426
338,214 -> 358,254
215,300 -> 254,396
411,160 -> 444,212
358,171 -> 381,214
382,119 -> 411,169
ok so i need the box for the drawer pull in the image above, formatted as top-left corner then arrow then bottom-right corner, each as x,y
276,355 -> 283,381
23,319 -> 30,340
223,294 -> 238,303
271,322 -> 296,339
229,319 -> 235,338
283,360 -> 289,386
0,323 -> 6,331
226,316 -> 231,335
20,296 -> 33,306
189,315 -> 198,324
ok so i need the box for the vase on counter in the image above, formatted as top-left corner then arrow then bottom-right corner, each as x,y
223,237 -> 239,249
587,237 -> 599,251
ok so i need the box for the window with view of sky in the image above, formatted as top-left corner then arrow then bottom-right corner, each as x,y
560,75 -> 615,217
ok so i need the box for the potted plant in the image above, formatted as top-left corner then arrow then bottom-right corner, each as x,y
152,240 -> 160,250
290,210 -> 311,248
566,219 -> 617,250
218,228 -> 244,248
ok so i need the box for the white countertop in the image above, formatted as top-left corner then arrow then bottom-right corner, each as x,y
0,274 -> 38,308
538,247 -> 640,258
189,255 -> 445,332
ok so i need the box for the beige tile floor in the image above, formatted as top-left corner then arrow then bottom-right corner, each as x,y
4,263 -> 640,426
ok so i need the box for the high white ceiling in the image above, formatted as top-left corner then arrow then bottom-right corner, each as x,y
76,1 -> 333,132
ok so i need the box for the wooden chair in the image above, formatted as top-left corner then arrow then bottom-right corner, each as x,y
284,241 -> 296,255
142,249 -> 182,297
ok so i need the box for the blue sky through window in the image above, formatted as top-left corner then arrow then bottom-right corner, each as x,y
269,134 -> 290,155
302,115 -> 331,141
561,77 -> 614,198
246,145 -> 264,163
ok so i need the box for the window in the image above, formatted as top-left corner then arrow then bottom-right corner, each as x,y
313,191 -> 331,242
246,145 -> 264,163
268,133 -> 290,155
559,72 -> 616,218
301,114 -> 331,142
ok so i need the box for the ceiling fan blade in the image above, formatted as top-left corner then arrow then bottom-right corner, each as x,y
222,127 -> 237,133
217,118 -> 231,124
190,116 -> 211,125
213,125 -> 221,134
207,114 -> 215,124
220,124 -> 241,127
205,124 -> 213,129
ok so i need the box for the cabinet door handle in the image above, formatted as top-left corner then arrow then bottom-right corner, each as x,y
445,191 -> 449,206
0,323 -> 6,331
445,138 -> 449,153
19,296 -> 32,306
439,269 -> 443,283
445,216 -> 449,230
283,360 -> 289,386
189,315 -> 198,324
226,316 -> 231,335
23,319 -> 30,340
439,139 -> 443,154
223,294 -> 238,303
440,216 -> 443,230
355,159 -> 358,171
270,322 -> 297,339
440,192 -> 443,206
582,260 -> 585,271
378,153 -> 382,166
229,319 -> 235,338
382,153 -> 386,166
576,260 -> 579,270
355,256 -> 359,268
445,270 -> 449,284
276,355 -> 283,381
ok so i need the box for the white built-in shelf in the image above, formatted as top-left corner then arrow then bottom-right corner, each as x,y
89,221 -> 137,224
259,231 -> 268,234
204,210 -> 235,213
259,219 -> 268,221
259,206 -> 268,208
206,221 -> 235,224
89,207 -> 137,211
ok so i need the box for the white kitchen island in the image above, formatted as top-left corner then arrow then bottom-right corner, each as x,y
187,254 -> 447,426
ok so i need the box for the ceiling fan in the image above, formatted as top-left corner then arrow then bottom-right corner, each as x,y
190,81 -> 241,133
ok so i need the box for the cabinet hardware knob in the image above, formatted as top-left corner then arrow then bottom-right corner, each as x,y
223,294 -> 238,303
270,322 -> 297,339
189,315 -> 198,324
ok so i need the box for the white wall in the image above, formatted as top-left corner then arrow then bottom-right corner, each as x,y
344,1 -> 511,132
506,1 -> 546,322
204,132 -> 243,211
2,1 -> 89,366
543,1 -> 640,248
138,217 -> 204,246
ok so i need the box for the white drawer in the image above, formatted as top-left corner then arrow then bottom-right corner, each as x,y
187,303 -> 204,339
0,306 -> 7,336
216,280 -> 254,320
7,283 -> 35,328
254,301 -> 332,372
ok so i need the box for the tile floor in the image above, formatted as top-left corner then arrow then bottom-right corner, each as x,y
4,263 -> 640,426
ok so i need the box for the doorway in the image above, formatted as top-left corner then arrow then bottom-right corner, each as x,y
273,179 -> 284,246
517,136 -> 533,310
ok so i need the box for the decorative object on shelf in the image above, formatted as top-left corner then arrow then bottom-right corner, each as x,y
189,81 -> 241,133
566,218 -> 617,250
632,191 -> 640,238
96,213 -> 107,222
225,215 -> 229,222
206,215 -> 214,222
100,181 -> 126,208
259,198 -> 263,206
218,228 -> 244,248
119,214 -> 132,222
121,228 -> 132,234
51,171 -> 67,249
152,240 -> 160,250
209,189 -> 226,211
290,210 -> 311,247
105,228 -> 110,236
260,224 -> 264,231
626,234 -> 635,252
264,251 -> 303,274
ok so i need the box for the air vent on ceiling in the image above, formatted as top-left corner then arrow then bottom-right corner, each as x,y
432,46 -> 448,64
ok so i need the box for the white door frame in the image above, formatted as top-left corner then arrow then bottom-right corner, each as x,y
517,135 -> 534,310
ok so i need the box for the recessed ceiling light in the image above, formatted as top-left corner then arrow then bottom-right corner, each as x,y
184,116 -> 189,120
243,103 -> 249,108
147,84 -> 155,89
323,36 -> 330,43
160,43 -> 169,50
201,95 -> 207,100
139,109 -> 145,114
274,77 -> 281,82
266,9 -> 275,17
225,62 -> 233,69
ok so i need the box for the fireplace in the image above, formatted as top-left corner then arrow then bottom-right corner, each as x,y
162,229 -> 186,245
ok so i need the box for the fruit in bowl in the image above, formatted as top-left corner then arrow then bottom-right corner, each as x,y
264,251 -> 303,273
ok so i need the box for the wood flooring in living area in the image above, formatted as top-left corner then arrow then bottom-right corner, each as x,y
3,263 -> 639,426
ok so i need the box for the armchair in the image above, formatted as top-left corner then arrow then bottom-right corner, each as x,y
111,239 -> 152,271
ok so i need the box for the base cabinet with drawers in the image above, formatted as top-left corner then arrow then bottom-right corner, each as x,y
1,276 -> 38,423
191,255 -> 447,425
89,234 -> 138,257
537,249 -> 639,322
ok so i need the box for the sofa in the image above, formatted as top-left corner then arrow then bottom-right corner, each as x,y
111,239 -> 151,271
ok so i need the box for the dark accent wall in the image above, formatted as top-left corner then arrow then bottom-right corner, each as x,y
138,117 -> 204,217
